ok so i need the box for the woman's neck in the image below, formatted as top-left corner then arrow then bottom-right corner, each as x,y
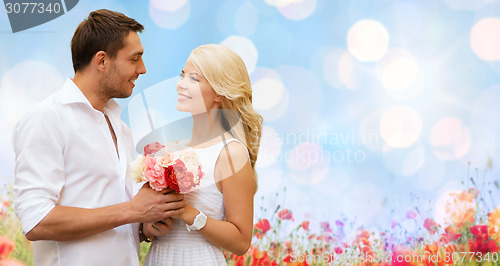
191,109 -> 227,146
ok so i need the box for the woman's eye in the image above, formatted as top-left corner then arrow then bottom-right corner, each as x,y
190,76 -> 199,82
179,73 -> 184,78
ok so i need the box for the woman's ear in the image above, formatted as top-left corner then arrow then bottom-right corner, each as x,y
214,95 -> 222,103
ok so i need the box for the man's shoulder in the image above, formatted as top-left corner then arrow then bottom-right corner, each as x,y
16,91 -> 64,127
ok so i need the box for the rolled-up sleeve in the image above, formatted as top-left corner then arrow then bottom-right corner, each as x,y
12,104 -> 66,235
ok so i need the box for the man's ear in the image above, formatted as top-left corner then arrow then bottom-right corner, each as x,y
94,51 -> 107,71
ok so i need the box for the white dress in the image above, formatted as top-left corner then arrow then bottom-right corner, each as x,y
144,138 -> 245,266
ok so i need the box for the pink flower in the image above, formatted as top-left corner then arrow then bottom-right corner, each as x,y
144,142 -> 165,155
423,218 -> 439,235
320,221 -> 333,233
391,220 -> 398,229
334,246 -> 343,254
301,221 -> 310,231
278,209 -> 293,220
405,210 -> 417,219
335,220 -> 344,227
143,156 -> 167,191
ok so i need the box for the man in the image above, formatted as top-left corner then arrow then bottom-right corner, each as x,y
12,9 -> 183,265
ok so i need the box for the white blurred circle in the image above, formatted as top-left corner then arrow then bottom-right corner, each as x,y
430,117 -> 471,160
287,142 -> 329,185
383,146 -> 425,176
379,106 -> 422,148
470,18 -> 500,61
256,126 -> 282,168
322,48 -> 345,88
235,2 -> 258,36
0,61 -> 64,127
250,68 -> 289,121
220,36 -> 258,74
253,76 -> 285,110
338,52 -> 358,89
348,20 -> 390,62
359,110 -> 385,153
149,0 -> 190,29
150,0 -> 187,12
276,0 -> 317,20
287,142 -> 323,170
443,0 -> 487,11
377,48 -> 421,100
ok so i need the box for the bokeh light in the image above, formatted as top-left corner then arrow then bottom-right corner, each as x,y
347,20 -> 390,62
149,0 -> 190,29
380,106 -> 422,148
430,117 -> 471,160
287,142 -> 329,185
256,126 -> 282,168
252,72 -> 285,110
470,17 -> 500,61
359,111 -> 386,153
265,0 -> 317,20
443,0 -> 488,11
250,67 -> 289,121
0,61 -> 63,128
382,146 -> 425,176
220,36 -> 258,74
273,65 -> 322,131
150,0 -> 187,12
338,52 -> 358,89
377,48 -> 421,101
322,48 -> 345,88
234,2 -> 258,36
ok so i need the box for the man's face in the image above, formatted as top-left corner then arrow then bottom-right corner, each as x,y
99,31 -> 146,99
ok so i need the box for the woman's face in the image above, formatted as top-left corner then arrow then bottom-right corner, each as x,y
176,58 -> 220,114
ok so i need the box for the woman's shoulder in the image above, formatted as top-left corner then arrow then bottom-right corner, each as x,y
217,139 -> 250,170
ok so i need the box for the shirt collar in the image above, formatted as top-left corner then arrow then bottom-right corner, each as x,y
60,78 -> 122,119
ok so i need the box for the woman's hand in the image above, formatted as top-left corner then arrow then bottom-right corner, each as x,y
143,217 -> 175,239
172,203 -> 200,226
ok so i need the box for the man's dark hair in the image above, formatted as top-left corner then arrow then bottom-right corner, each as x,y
71,9 -> 144,72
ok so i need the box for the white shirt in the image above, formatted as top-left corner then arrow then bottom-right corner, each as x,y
12,78 -> 140,266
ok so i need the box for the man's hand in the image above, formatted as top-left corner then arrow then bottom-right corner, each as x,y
129,183 -> 186,223
143,218 -> 175,239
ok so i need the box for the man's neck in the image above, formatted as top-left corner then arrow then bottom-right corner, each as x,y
72,72 -> 108,112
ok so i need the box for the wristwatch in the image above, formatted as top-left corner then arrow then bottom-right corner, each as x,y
186,210 -> 207,231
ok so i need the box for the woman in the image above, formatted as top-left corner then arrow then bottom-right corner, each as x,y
142,44 -> 263,265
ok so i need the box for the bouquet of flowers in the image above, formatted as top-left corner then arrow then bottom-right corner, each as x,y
129,141 -> 204,193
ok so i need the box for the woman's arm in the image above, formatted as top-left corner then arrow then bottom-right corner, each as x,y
176,141 -> 254,255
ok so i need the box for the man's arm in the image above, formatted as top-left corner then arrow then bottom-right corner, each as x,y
25,184 -> 185,241
13,105 -> 185,241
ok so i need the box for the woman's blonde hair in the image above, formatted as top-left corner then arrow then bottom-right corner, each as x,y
189,44 -> 263,190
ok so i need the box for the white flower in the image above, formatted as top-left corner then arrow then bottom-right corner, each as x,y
128,154 -> 145,182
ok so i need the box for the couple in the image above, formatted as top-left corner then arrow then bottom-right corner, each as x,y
12,9 -> 262,266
